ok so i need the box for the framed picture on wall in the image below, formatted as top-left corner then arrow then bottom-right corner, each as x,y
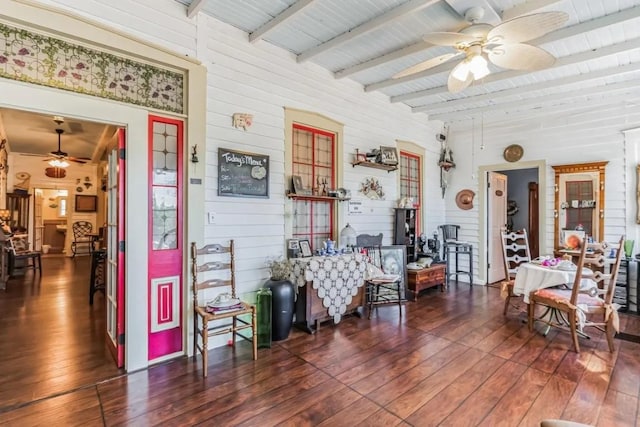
379,146 -> 399,165
75,195 -> 97,212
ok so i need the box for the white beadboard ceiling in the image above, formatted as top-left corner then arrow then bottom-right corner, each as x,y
175,0 -> 640,123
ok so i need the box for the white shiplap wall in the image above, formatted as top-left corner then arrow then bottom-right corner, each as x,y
38,0 -> 444,298
448,100 -> 640,284
202,13 -> 442,291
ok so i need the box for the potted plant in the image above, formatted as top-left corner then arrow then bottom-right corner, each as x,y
264,256 -> 295,341
267,256 -> 293,282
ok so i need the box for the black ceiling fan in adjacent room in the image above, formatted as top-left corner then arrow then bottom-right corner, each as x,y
44,117 -> 90,167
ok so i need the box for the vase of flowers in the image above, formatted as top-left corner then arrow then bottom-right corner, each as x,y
264,257 -> 295,341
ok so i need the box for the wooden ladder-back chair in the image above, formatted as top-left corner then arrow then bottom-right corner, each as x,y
500,229 -> 532,315
190,241 -> 257,377
528,236 -> 624,353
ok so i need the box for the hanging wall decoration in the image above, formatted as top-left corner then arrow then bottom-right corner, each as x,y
232,113 -> 253,130
437,128 -> 455,198
360,177 -> 384,200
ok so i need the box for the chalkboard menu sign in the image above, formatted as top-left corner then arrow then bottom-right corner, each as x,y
218,148 -> 269,198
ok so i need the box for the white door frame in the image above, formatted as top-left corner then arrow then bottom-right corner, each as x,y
478,160 -> 547,285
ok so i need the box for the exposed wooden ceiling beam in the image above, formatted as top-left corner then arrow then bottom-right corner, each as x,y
296,0 -> 439,63
411,62 -> 640,114
428,80 -> 640,122
334,41 -> 432,79
444,0 -> 501,25
334,0 -> 570,79
500,0 -> 563,21
364,5 -> 640,93
249,0 -> 315,43
187,0 -> 206,19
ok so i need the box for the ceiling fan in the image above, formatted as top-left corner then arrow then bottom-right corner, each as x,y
45,117 -> 90,167
393,7 -> 569,93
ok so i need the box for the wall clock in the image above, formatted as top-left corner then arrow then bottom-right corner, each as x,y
503,144 -> 524,162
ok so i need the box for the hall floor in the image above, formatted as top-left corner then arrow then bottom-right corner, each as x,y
1,279 -> 639,426
0,254 -> 122,413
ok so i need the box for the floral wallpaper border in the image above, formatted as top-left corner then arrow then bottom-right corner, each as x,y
0,22 -> 184,114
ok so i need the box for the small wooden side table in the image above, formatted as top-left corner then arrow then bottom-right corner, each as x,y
407,264 -> 446,301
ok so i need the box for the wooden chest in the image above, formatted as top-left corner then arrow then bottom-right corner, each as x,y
295,283 -> 364,334
407,264 -> 446,300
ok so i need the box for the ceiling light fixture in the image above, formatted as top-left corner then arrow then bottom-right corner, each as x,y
451,45 -> 490,82
48,158 -> 70,168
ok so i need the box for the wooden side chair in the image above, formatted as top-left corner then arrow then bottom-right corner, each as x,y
499,229 -> 532,315
528,236 -> 624,353
356,233 -> 383,248
8,234 -> 42,276
362,245 -> 404,319
190,240 -> 257,377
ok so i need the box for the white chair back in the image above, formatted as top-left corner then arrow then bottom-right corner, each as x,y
500,229 -> 532,279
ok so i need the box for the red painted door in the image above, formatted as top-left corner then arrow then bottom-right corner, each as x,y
147,115 -> 184,360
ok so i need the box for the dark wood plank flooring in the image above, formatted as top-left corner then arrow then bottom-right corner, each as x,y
2,273 -> 639,426
0,254 -> 122,414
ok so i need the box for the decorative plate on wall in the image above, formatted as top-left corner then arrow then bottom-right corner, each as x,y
503,144 -> 524,162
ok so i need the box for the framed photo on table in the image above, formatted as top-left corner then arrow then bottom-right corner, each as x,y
299,239 -> 312,257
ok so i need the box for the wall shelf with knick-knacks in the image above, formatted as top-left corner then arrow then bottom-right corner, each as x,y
352,148 -> 397,172
352,160 -> 397,172
286,192 -> 350,202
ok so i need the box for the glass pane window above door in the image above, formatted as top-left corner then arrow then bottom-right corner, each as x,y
152,122 -> 178,186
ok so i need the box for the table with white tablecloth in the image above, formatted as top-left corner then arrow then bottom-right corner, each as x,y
513,262 -> 596,304
289,253 -> 367,333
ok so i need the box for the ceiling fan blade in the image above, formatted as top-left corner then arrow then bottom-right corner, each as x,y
488,43 -> 556,70
393,52 -> 462,79
422,32 -> 480,47
487,11 -> 568,44
447,68 -> 473,93
67,157 -> 89,164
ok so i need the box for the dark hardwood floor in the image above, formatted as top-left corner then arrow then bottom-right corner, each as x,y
1,272 -> 639,426
0,254 -> 122,415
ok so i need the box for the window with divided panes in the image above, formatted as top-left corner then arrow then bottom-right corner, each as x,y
399,151 -> 421,233
291,124 -> 335,252
565,180 -> 593,235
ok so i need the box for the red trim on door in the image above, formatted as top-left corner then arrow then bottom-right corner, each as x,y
147,115 -> 184,360
116,128 -> 126,367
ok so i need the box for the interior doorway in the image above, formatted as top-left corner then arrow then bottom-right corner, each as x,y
478,160 -> 547,285
35,188 -> 69,254
497,167 -> 540,259
0,105 -> 127,409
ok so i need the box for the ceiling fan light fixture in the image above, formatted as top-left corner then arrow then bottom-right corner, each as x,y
451,59 -> 471,81
48,158 -> 70,168
469,54 -> 490,79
